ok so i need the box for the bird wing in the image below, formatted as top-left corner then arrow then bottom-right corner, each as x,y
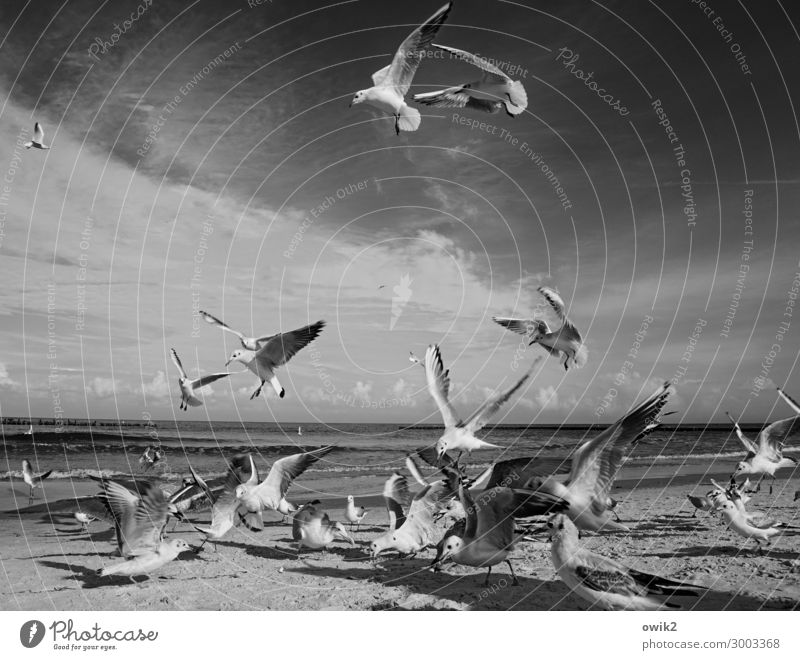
424,344 -> 461,429
459,484 -> 479,539
777,387 -> 800,414
568,382 -> 671,512
485,455 -> 571,489
725,412 -> 757,454
199,310 -> 246,341
463,359 -> 538,434
377,2 -> 453,96
191,372 -> 231,388
538,286 -> 582,342
405,455 -> 429,486
128,482 -> 169,554
416,445 -> 459,469
254,446 -> 334,504
413,87 -> 504,113
757,415 -> 800,461
432,43 -> 511,82
255,320 -> 325,368
574,561 -> 647,597
170,348 -> 187,379
404,480 -> 452,536
33,122 -> 44,142
33,470 -> 53,483
383,473 -> 409,530
492,316 -> 550,338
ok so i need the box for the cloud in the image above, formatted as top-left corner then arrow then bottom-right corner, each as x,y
0,363 -> 19,390
352,381 -> 372,403
86,377 -> 122,398
140,371 -> 171,400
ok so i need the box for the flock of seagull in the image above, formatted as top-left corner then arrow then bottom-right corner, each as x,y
14,0 -> 800,610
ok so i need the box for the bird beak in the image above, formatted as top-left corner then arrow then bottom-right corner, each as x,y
225,358 -> 232,366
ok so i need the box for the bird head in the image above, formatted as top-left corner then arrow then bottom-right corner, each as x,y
732,462 -> 748,478
438,535 -> 464,562
435,439 -> 449,459
226,350 -> 246,366
234,484 -> 248,500
349,90 -> 367,107
346,495 -> 354,503
333,521 -> 355,545
545,513 -> 575,542
171,539 -> 192,553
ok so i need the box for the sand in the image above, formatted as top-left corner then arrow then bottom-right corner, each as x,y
1,478 -> 799,611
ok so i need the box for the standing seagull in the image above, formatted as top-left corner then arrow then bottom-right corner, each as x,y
718,500 -> 800,555
548,514 -> 706,610
93,481 -> 192,582
234,447 -> 335,526
74,511 -> 100,529
292,501 -> 354,551
170,348 -> 231,411
199,310 -> 274,351
413,44 -> 527,116
493,286 -> 587,371
728,412 -> 800,493
424,345 -> 535,460
434,485 -> 569,585
345,495 -> 369,530
350,2 -> 453,135
22,459 -> 52,504
524,383 -> 672,532
24,122 -> 50,149
226,320 -> 325,399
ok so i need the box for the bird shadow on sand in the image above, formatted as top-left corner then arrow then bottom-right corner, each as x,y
643,544 -> 799,561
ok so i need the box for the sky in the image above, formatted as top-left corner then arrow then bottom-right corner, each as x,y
0,0 -> 799,425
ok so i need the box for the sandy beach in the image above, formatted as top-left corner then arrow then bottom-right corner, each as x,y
2,477 -> 798,611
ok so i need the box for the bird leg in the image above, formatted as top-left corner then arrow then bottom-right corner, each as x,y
484,566 -> 492,586
250,383 -> 264,400
505,560 -> 519,586
394,115 -> 400,136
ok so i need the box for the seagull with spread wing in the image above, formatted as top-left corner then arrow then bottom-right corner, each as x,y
226,320 -> 325,399
726,411 -> 799,493
92,479 -> 192,581
494,286 -> 587,371
525,382 -> 672,532
199,310 -> 274,351
718,499 -> 800,555
434,484 -> 569,585
292,501 -> 354,551
170,348 -> 230,411
424,345 -> 536,460
24,122 -> 50,149
413,44 -> 527,116
21,459 -> 52,504
548,514 -> 706,610
350,2 -> 453,134
233,447 -> 335,528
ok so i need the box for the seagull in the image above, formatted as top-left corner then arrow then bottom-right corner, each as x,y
139,445 -> 163,472
413,44 -> 527,116
23,424 -> 33,436
524,382 -> 672,532
226,320 -> 325,399
433,484 -> 570,585
368,472 -> 412,556
168,475 -> 219,518
370,479 -> 454,558
493,286 -> 587,371
548,513 -> 706,610
21,459 -> 52,504
292,501 -> 354,551
424,344 -> 536,460
777,386 -> 800,413
718,499 -> 800,555
345,495 -> 369,530
92,478 -> 193,579
409,351 -> 422,366
234,447 -> 335,527
686,492 -> 718,517
199,310 -> 275,351
277,498 -> 298,524
24,122 -> 50,149
297,426 -> 303,436
74,511 -> 100,529
350,2 -> 453,135
727,411 -> 800,493
170,348 -> 231,411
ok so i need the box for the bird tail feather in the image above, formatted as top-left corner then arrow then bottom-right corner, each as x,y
397,105 -> 421,132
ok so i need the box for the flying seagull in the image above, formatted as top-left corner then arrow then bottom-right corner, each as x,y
199,310 -> 275,351
226,320 -> 325,399
24,122 -> 50,149
424,345 -> 536,460
22,459 -> 52,504
170,348 -> 231,411
292,501 -> 354,551
493,286 -> 587,371
413,44 -> 528,116
350,2 -> 453,134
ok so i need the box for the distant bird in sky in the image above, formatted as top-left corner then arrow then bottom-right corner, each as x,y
24,122 -> 49,149
424,344 -> 536,460
350,2 -> 453,134
727,411 -> 800,493
22,459 -> 52,504
548,514 -> 706,610
170,348 -> 230,411
494,286 -> 587,371
413,44 -> 528,116
226,320 -> 325,399
199,310 -> 274,351
345,495 -> 368,530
